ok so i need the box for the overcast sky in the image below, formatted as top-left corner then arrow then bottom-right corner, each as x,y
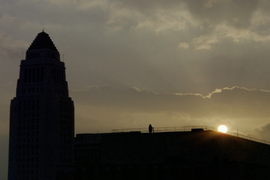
2,0 -> 270,179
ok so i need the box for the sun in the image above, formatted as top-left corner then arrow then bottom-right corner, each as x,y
218,125 -> 228,133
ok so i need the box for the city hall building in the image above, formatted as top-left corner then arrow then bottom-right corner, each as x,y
8,31 -> 74,180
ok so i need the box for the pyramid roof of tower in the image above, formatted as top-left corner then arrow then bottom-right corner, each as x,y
27,31 -> 59,53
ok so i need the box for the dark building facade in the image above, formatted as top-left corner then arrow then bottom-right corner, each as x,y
75,130 -> 270,180
8,31 -> 74,180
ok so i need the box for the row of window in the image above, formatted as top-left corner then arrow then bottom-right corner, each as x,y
26,51 -> 59,60
17,151 -> 39,157
17,169 -> 39,180
76,148 -> 100,155
22,87 -> 67,96
23,67 -> 44,83
19,125 -> 39,131
22,87 -> 43,94
19,105 -> 39,112
17,157 -> 39,163
18,137 -> 39,144
51,68 -> 65,85
19,99 -> 40,106
16,177 -> 38,180
19,118 -> 39,124
18,131 -> 39,137
22,66 -> 65,85
54,88 -> 66,95
17,144 -> 39,149
19,112 -> 40,118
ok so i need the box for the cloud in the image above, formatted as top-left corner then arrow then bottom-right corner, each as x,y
185,0 -> 259,28
256,123 -> 270,141
2,0 -> 270,96
71,86 -> 270,138
71,86 -> 270,119
178,42 -> 189,49
106,0 -> 262,33
0,31 -> 27,59
2,1 -> 270,94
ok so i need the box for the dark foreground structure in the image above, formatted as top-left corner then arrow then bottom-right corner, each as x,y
75,129 -> 270,180
8,31 -> 74,180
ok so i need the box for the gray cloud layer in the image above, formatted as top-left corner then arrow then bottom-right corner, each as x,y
2,0 -> 270,94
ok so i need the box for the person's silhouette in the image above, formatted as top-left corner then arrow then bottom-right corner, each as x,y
149,124 -> 153,133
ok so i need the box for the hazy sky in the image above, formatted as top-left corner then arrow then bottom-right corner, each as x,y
2,0 -> 270,179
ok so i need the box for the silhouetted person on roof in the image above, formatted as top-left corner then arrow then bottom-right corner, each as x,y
149,124 -> 153,133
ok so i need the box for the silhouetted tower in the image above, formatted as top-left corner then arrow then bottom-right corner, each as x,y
8,31 -> 74,180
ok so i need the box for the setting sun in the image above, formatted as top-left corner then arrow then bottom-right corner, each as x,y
218,125 -> 228,133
